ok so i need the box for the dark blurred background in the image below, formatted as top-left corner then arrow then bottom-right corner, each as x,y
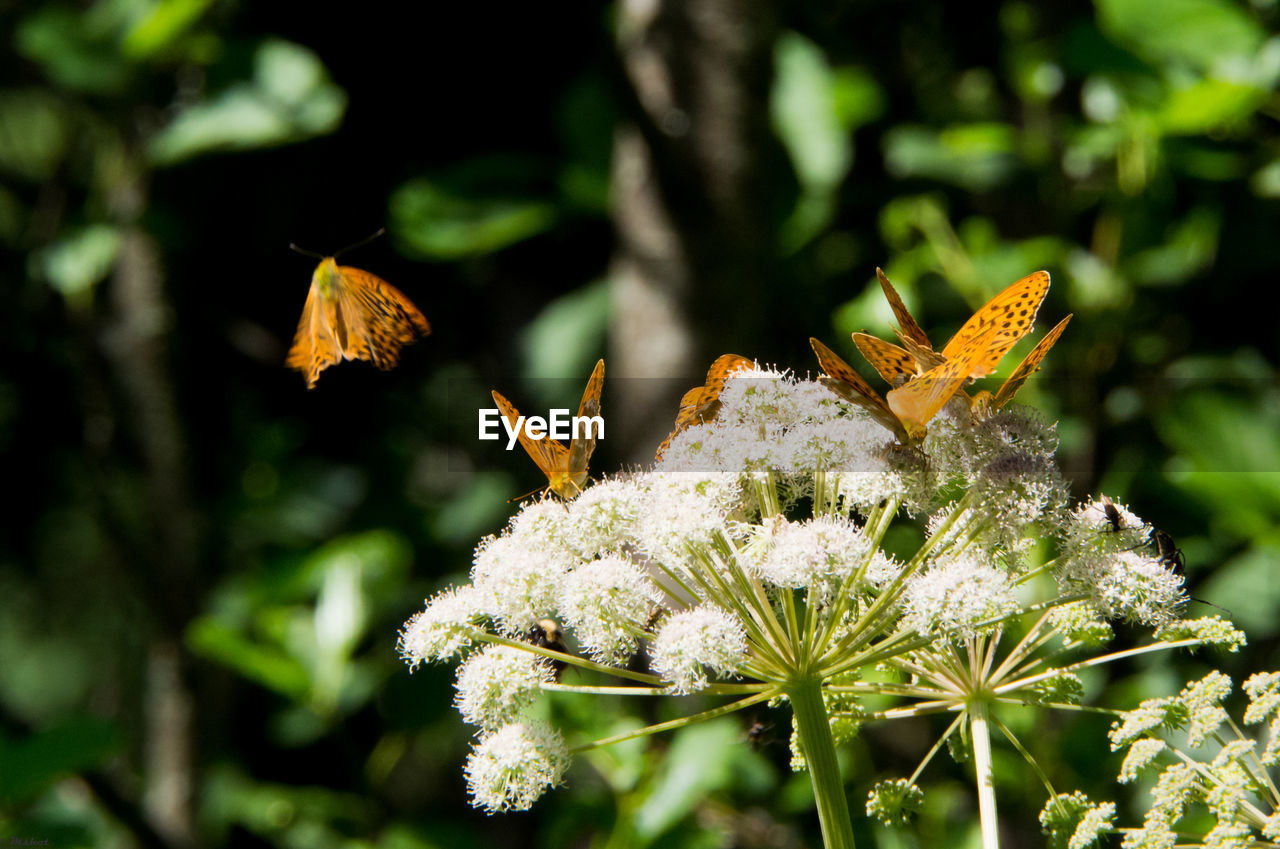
2,0 -> 1279,846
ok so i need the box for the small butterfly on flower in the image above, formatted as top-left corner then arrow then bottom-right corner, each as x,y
491,359 -> 606,500
655,354 -> 754,460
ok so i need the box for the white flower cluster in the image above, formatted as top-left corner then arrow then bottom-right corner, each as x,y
1059,498 -> 1187,627
1107,670 -> 1280,849
398,366 -> 1203,812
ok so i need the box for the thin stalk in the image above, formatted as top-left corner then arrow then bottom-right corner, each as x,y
788,678 -> 856,849
907,713 -> 966,785
969,700 -> 1000,849
541,682 -> 768,696
990,714 -> 1058,799
478,633 -> 663,684
573,690 -> 776,752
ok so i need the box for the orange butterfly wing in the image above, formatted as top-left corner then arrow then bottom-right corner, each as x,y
286,258 -> 430,388
887,325 -> 998,436
852,332 -> 921,387
286,282 -> 342,389
655,354 -> 752,459
491,389 -> 573,497
493,359 -> 605,500
875,267 -> 933,350
938,271 -> 1049,378
332,264 -> 431,369
564,359 -> 605,494
990,315 -> 1072,410
809,338 -> 907,441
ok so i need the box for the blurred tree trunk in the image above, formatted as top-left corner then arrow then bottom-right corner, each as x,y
104,154 -> 201,849
609,0 -> 777,461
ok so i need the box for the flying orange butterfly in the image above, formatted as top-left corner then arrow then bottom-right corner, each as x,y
285,237 -> 430,389
655,354 -> 754,459
812,325 -> 999,442
857,268 -> 1051,383
491,359 -> 605,500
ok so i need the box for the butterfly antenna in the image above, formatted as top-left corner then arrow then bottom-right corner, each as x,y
507,485 -> 548,504
289,243 -> 326,260
333,227 -> 387,259
290,229 -> 386,261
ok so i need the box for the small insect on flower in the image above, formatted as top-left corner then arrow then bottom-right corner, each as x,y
492,359 -> 605,500
1147,528 -> 1186,577
1127,524 -> 1232,616
286,232 -> 430,389
1100,494 -> 1126,532
655,354 -> 754,459
528,618 -> 569,678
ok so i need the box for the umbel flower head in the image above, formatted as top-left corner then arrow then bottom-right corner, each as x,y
397,355 -> 1242,822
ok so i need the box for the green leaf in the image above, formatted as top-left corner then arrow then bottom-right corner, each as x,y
1096,0 -> 1264,72
883,124 -> 1017,192
390,172 -> 558,261
15,4 -> 132,94
1251,157 -> 1280,197
148,39 -> 346,165
1200,542 -> 1280,638
0,716 -> 119,804
633,720 -> 740,842
771,32 -> 855,191
0,90 -> 73,182
187,616 -> 312,700
122,0 -> 216,59
1123,206 -> 1219,286
517,278 -> 610,388
31,224 -> 121,300
1157,77 -> 1265,134
771,32 -> 884,250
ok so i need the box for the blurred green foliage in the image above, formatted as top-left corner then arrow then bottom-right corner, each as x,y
2,0 -> 1279,847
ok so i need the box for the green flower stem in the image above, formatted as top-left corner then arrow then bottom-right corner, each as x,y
478,632 -> 663,684
990,714 -> 1058,799
969,700 -> 1000,849
573,690 -> 776,753
788,678 -> 856,849
907,713 -> 965,785
541,682 -> 769,696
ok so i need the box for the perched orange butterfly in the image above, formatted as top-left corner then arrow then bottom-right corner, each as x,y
491,359 -> 605,500
812,325 -> 998,442
286,238 -> 430,389
885,325 -> 1000,438
655,354 -> 754,459
858,268 -> 1051,382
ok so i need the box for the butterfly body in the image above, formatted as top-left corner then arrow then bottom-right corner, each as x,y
492,359 -> 605,500
885,324 -> 999,438
286,257 -> 430,389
